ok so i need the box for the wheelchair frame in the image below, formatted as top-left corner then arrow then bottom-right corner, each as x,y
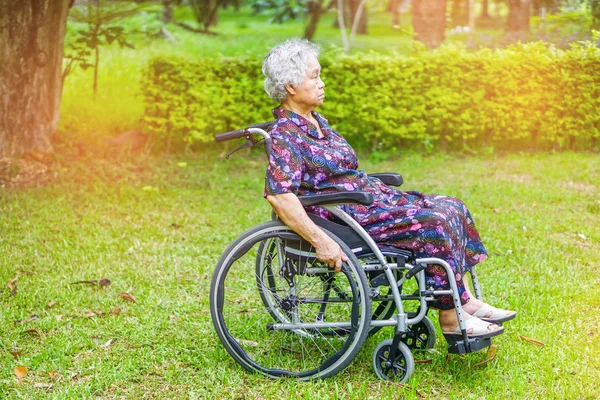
210,123 -> 498,382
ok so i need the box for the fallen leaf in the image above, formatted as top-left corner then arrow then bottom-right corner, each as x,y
171,223 -> 181,229
14,366 -> 27,378
9,349 -> 23,358
71,278 -> 111,287
519,335 -> 545,347
70,280 -> 97,286
118,292 -> 137,303
47,301 -> 56,309
24,328 -> 42,337
17,315 -> 40,325
34,383 -> 53,389
474,344 -> 498,366
19,270 -> 34,275
109,307 -> 122,316
414,359 -> 433,364
237,339 -> 258,347
7,276 -> 18,296
83,311 -> 104,318
98,278 -> 111,287
48,371 -> 57,380
385,381 -> 414,391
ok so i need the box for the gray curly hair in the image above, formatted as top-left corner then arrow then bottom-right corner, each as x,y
262,38 -> 320,103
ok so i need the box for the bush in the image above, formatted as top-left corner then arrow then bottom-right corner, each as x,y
143,39 -> 600,152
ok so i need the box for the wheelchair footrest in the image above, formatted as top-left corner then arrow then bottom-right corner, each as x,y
443,334 -> 494,354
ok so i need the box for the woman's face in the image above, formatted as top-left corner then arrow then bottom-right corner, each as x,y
289,55 -> 325,108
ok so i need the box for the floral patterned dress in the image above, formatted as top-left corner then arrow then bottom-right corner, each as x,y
264,108 -> 488,309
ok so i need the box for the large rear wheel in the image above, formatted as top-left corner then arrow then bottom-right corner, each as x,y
211,221 -> 372,379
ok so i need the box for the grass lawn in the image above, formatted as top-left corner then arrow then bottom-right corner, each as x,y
1,150 -> 599,399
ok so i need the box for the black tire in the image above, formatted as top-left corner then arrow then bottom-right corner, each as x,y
211,221 -> 372,380
372,339 -> 415,382
400,316 -> 436,350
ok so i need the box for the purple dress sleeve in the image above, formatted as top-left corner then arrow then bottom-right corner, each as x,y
264,131 -> 304,197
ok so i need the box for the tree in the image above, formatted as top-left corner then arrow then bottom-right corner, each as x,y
591,0 -> 600,29
334,0 -> 368,34
507,0 -> 531,34
250,0 -> 327,41
481,0 -> 490,18
189,0 -> 221,30
450,0 -> 468,26
305,0 -> 325,40
68,1 -> 149,96
178,0 -> 242,33
412,0 -> 447,48
0,0 -> 73,158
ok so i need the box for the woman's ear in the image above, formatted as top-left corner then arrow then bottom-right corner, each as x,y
284,83 -> 296,96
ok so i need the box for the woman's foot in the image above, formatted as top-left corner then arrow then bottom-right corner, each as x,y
439,309 -> 503,336
462,298 -> 516,324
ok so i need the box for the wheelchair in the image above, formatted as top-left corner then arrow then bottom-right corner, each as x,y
210,122 -> 501,382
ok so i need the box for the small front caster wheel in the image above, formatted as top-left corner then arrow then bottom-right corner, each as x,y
372,339 -> 414,382
401,316 -> 436,350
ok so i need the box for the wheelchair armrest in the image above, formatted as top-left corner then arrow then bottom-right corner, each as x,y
368,173 -> 403,187
297,191 -> 374,207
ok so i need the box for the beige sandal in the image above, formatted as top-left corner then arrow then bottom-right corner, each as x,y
442,317 -> 504,339
473,304 -> 517,324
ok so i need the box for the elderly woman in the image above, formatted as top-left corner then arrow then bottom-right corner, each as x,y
262,38 -> 515,338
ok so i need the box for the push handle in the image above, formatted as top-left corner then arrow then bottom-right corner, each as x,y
214,121 -> 275,143
215,128 -> 247,143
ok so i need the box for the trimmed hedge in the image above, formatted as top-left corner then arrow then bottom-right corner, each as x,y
142,41 -> 600,152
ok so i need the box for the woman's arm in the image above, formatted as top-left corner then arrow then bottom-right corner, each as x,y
266,193 -> 348,272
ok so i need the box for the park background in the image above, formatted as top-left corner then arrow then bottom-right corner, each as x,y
1,0 -> 599,398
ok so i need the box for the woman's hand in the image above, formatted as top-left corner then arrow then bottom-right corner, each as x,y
267,192 -> 348,273
315,236 -> 348,273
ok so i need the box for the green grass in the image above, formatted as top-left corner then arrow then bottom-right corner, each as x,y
1,151 -> 599,399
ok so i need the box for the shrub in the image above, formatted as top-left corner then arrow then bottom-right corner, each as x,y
143,40 -> 600,152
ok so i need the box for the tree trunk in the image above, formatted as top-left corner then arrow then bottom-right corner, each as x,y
481,0 -> 490,18
162,0 -> 174,24
304,0 -> 324,40
467,0 -> 475,32
0,0 -> 71,158
349,0 -> 367,34
507,0 -> 531,34
412,0 -> 446,48
390,0 -> 400,27
592,0 -> 600,30
451,0 -> 467,27
190,0 -> 220,30
333,0 -> 367,34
